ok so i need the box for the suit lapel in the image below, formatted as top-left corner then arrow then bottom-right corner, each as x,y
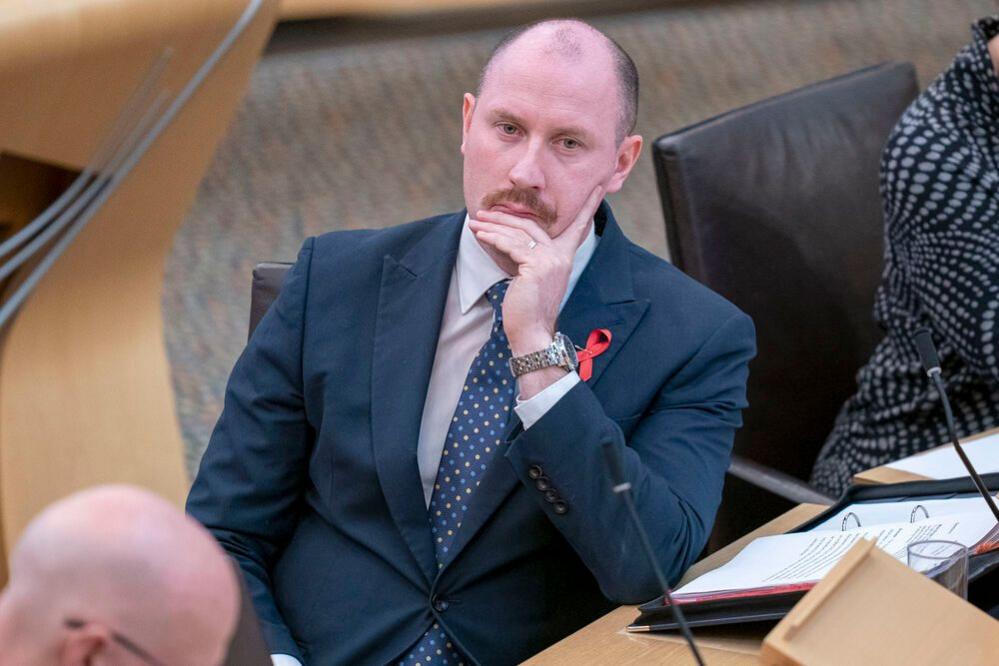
556,284 -> 649,390
441,202 -> 648,569
371,213 -> 464,585
557,204 -> 650,389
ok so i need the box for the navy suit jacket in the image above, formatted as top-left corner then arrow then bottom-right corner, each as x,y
187,203 -> 756,665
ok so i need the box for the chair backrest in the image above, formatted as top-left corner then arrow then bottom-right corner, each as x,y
223,560 -> 272,666
653,62 -> 918,546
654,61 -> 918,480
249,261 -> 292,339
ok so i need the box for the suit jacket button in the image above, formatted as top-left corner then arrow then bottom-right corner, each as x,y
535,475 -> 551,491
553,501 -> 569,515
528,465 -> 543,480
544,489 -> 559,503
432,595 -> 449,612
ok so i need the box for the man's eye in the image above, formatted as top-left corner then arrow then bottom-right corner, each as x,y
560,138 -> 581,150
499,124 -> 518,135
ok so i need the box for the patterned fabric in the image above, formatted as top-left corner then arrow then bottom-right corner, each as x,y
399,279 -> 514,666
812,16 -> 999,496
398,623 -> 462,666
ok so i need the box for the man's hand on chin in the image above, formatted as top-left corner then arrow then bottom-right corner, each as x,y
468,185 -> 603,399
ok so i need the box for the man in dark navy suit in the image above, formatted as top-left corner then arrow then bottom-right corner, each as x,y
188,18 -> 755,666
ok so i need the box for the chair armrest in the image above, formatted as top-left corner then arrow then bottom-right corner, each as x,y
728,454 -> 834,505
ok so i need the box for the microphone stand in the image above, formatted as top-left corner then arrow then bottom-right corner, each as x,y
913,327 -> 999,523
602,442 -> 706,666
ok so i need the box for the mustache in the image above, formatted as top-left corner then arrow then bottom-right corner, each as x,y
481,188 -> 557,227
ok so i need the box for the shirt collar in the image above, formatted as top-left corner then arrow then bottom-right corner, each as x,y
456,213 -> 599,315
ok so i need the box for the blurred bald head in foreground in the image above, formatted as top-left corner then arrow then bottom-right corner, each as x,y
0,485 -> 239,666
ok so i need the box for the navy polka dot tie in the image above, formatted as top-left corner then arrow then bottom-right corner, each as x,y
398,280 -> 515,666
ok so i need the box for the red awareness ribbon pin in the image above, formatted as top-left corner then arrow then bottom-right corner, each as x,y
576,328 -> 612,381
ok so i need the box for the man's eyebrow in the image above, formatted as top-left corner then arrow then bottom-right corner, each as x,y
551,124 -> 592,140
488,108 -> 593,140
489,108 -> 525,124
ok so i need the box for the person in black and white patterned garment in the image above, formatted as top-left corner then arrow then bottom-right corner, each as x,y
811,15 -> 999,497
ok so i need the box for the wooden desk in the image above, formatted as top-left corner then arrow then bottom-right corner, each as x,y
522,503 -> 827,665
854,426 -> 999,485
279,0 -> 576,20
527,430 -> 999,664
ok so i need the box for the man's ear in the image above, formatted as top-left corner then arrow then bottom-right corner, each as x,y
460,93 -> 476,155
605,134 -> 643,194
59,624 -> 110,666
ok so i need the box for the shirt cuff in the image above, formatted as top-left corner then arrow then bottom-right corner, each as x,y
271,655 -> 303,666
514,371 -> 580,430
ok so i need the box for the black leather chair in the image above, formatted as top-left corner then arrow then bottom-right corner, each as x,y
223,560 -> 272,666
652,62 -> 920,550
226,262 -> 294,664
248,261 -> 293,339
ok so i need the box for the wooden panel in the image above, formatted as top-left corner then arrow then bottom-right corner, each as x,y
0,0 -> 280,582
0,153 -> 79,242
279,0 -> 576,20
0,153 -> 80,308
853,466 -> 928,485
0,0 -> 243,170
762,541 -> 999,665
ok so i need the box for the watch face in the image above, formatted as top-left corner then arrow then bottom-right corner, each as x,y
556,333 -> 578,370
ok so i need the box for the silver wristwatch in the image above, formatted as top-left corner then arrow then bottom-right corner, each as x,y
508,332 -> 578,378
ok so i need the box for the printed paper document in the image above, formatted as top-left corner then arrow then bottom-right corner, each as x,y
886,431 -> 999,479
675,512 -> 999,597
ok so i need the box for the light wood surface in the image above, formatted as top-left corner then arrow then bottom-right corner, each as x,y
522,503 -> 827,665
0,0 -> 279,582
279,0 -> 574,20
761,540 -> 999,665
852,465 -> 927,485
854,426 -> 999,485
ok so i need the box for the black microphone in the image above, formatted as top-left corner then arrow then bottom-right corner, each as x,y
912,327 -> 999,523
913,327 -> 942,373
601,442 -> 706,666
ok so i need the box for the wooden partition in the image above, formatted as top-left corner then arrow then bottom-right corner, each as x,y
279,0 -> 572,20
0,0 -> 279,582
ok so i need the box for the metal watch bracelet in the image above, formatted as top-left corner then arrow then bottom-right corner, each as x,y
507,332 -> 578,378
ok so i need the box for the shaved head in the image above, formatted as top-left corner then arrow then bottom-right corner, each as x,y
0,485 -> 239,666
478,19 -> 639,141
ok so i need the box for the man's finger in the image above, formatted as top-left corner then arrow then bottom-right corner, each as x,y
474,230 -> 531,266
470,219 -> 537,248
474,209 -> 549,244
554,185 -> 603,253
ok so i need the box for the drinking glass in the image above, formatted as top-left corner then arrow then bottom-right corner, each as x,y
906,539 -> 968,599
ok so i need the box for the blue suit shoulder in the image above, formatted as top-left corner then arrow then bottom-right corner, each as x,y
297,213 -> 462,301
625,241 -> 755,343
309,212 -> 458,265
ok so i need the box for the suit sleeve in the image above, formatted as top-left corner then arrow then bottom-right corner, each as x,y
504,312 -> 756,603
187,238 -> 315,659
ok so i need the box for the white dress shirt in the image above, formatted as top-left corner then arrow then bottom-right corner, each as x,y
272,217 -> 597,665
415,215 -> 596,505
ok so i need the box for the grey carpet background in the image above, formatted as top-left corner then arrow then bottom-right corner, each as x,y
166,0 -> 998,477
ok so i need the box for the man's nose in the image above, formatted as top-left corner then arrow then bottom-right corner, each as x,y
508,142 -> 546,190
